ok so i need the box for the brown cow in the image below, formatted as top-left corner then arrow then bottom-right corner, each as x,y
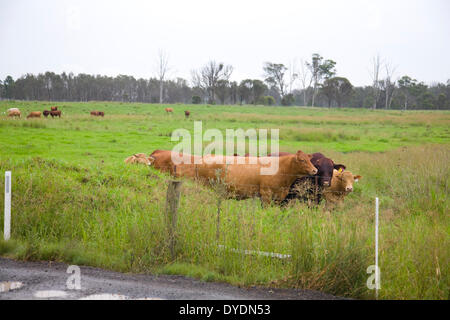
244,152 -> 292,157
43,110 -> 51,117
124,153 -> 155,165
51,106 -> 58,111
323,170 -> 362,210
149,149 -> 317,205
192,151 -> 317,204
90,111 -> 104,117
27,111 -> 41,119
248,151 -> 346,206
150,149 -> 201,176
184,110 -> 190,118
165,107 -> 173,114
50,110 -> 61,118
7,109 -> 21,118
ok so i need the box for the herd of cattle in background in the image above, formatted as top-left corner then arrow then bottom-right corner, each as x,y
6,106 -> 62,118
125,150 -> 362,210
5,106 -> 190,118
5,106 -> 105,118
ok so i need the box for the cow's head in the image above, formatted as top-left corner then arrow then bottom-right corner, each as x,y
129,153 -> 155,166
333,170 -> 362,192
313,158 -> 347,187
310,153 -> 346,187
147,155 -> 156,166
295,150 -> 318,175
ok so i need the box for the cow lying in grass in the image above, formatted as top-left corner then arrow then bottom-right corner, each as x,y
124,153 -> 155,165
149,149 -> 202,175
148,149 -> 317,205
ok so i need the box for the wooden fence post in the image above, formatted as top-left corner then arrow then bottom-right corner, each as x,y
165,180 -> 182,260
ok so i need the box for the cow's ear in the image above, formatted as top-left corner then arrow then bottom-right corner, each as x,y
295,150 -> 305,161
354,175 -> 362,182
334,164 -> 346,172
308,153 -> 313,159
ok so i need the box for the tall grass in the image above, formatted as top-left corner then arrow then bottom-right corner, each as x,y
0,144 -> 448,299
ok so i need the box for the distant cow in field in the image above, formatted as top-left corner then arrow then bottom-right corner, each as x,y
51,106 -> 58,111
165,108 -> 173,114
50,110 -> 61,118
7,108 -> 21,118
184,110 -> 190,118
27,111 -> 42,119
90,111 -> 104,117
43,110 -> 51,117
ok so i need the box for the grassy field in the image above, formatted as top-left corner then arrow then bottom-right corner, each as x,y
0,100 -> 449,299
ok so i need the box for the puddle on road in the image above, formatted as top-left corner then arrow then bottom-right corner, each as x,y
34,290 -> 68,298
0,281 -> 24,293
79,293 -> 129,300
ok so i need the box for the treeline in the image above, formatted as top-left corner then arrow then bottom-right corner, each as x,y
1,54 -> 449,110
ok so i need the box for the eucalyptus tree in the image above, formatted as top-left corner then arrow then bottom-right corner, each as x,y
398,75 -> 417,110
306,54 -> 336,107
263,62 -> 287,98
192,61 -> 233,104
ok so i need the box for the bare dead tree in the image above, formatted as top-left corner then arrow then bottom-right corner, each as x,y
287,59 -> 298,95
156,50 -> 170,104
369,54 -> 383,109
297,58 -> 313,106
384,62 -> 397,109
192,61 -> 233,104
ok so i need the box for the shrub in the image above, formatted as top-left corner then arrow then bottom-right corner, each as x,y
259,96 -> 276,106
281,94 -> 295,106
192,96 -> 202,104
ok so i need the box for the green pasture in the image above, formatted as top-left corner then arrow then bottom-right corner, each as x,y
0,100 -> 448,299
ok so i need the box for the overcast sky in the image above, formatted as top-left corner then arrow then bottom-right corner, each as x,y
1,0 -> 449,86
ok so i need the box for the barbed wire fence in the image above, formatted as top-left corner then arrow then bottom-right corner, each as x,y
156,163 -> 357,262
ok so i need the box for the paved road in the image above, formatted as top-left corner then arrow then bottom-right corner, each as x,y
0,257 -> 340,300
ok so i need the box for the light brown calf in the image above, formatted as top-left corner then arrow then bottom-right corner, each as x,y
323,169 -> 362,209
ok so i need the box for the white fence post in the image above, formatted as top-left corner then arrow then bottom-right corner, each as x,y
4,171 -> 11,241
375,196 -> 380,299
